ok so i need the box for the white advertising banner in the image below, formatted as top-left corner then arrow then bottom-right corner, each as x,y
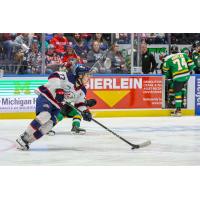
0,96 -> 37,113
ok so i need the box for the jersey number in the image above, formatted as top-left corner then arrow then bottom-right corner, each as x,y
60,74 -> 65,80
173,58 -> 187,71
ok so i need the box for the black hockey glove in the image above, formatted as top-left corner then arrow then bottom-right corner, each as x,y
85,99 -> 97,107
55,89 -> 64,103
60,103 -> 73,116
82,110 -> 92,121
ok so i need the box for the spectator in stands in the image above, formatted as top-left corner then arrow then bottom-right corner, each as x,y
70,33 -> 89,59
12,33 -> 32,73
2,33 -> 14,61
13,33 -> 31,53
88,33 -> 108,51
45,33 -> 54,43
45,44 -> 62,72
26,38 -> 42,74
35,33 -> 49,52
0,34 -> 3,60
107,43 -> 128,74
171,34 -> 178,44
61,42 -> 83,71
62,42 -> 82,63
116,33 -> 131,44
154,33 -> 165,44
141,42 -> 157,74
87,40 -> 109,73
81,33 -> 93,42
50,33 -> 69,55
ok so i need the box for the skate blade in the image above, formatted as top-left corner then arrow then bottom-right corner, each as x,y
170,111 -> 182,117
171,113 -> 182,117
71,131 -> 86,135
16,146 -> 28,151
16,143 -> 29,151
47,131 -> 56,136
16,139 -> 29,151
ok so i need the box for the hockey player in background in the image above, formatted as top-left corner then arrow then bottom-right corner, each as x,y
16,66 -> 93,150
163,45 -> 195,116
47,98 -> 97,135
192,41 -> 200,74
181,47 -> 190,57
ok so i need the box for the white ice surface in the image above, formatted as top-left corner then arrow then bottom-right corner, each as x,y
0,117 -> 200,165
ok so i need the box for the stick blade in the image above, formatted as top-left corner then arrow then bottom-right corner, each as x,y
138,140 -> 151,148
131,140 -> 151,150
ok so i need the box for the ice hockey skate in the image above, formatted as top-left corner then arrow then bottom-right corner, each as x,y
16,133 -> 30,151
171,108 -> 182,117
71,126 -> 86,135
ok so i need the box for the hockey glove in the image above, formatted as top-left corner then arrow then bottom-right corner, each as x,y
55,89 -> 64,103
85,99 -> 97,107
60,103 -> 73,116
82,110 -> 92,121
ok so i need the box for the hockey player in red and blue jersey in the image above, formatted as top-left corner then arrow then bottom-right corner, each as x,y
16,66 -> 93,150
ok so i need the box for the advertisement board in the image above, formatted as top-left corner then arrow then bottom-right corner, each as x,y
195,75 -> 200,115
0,79 -> 46,113
0,96 -> 37,112
0,75 -> 163,113
86,75 -> 163,109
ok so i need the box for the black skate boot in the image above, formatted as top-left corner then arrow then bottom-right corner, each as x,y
71,126 -> 86,135
16,132 -> 30,150
171,108 -> 182,117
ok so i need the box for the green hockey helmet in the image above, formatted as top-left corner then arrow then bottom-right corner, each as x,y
181,47 -> 190,55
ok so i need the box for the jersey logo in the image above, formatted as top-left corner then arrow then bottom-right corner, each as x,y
60,74 -> 65,80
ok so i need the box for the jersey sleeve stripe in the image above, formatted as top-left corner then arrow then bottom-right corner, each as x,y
162,67 -> 169,71
188,62 -> 194,66
48,73 -> 60,80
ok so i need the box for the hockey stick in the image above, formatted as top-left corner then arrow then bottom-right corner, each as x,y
65,102 -> 151,150
91,118 -> 151,149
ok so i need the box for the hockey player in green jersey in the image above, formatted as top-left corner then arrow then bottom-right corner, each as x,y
160,53 -> 175,108
163,45 -> 195,116
48,98 -> 97,135
192,41 -> 200,74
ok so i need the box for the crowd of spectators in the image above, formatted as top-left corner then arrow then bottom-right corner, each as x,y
0,33 -> 130,74
115,33 -> 167,44
0,33 -> 200,75
141,33 -> 200,45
